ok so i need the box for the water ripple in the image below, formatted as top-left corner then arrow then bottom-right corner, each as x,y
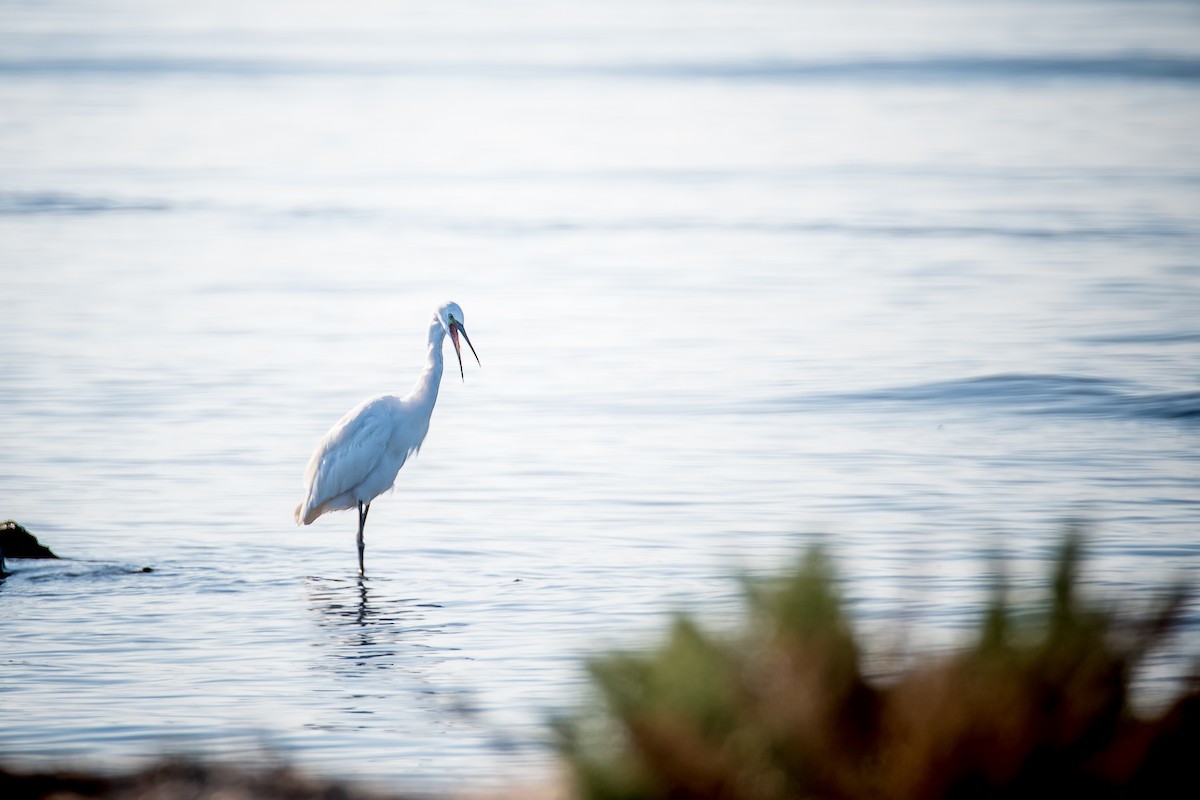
604,55 -> 1200,84
0,191 -> 170,215
3,55 -> 1199,84
785,374 -> 1200,422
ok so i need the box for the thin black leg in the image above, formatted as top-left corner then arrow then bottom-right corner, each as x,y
356,501 -> 370,577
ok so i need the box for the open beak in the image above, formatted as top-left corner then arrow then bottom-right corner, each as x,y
449,322 -> 481,381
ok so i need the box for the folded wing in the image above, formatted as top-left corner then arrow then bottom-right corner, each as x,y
295,397 -> 396,525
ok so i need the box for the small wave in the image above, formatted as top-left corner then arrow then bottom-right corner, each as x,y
1076,331 -> 1200,345
3,558 -> 155,582
264,212 -> 1193,242
791,374 -> 1200,422
0,191 -> 170,216
609,55 -> 1200,84
0,56 -> 330,77
2,54 -> 1198,84
750,220 -> 1191,241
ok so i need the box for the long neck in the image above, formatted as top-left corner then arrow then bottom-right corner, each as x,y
406,316 -> 446,406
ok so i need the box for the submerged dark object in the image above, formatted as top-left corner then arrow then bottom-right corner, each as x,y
0,521 -> 59,559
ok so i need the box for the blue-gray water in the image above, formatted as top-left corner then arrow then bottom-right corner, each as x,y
2,0 -> 1199,792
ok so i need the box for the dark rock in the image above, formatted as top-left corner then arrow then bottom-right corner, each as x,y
0,521 -> 59,559
0,759 -> 422,800
0,764 -> 112,799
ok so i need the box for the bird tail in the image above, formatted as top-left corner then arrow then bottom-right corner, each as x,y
295,501 -> 316,526
294,497 -> 327,526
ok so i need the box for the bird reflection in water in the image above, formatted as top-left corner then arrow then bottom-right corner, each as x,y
304,575 -> 458,678
303,576 -> 526,756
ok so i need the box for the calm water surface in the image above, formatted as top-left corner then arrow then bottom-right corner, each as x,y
2,0 -> 1199,791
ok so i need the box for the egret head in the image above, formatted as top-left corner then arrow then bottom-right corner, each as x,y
437,301 -> 480,381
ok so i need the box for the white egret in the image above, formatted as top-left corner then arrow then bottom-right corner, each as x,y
294,301 -> 480,576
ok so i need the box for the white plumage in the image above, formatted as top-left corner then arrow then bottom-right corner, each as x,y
295,301 -> 479,576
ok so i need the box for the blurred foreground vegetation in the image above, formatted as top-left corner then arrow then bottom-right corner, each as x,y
558,532 -> 1198,799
